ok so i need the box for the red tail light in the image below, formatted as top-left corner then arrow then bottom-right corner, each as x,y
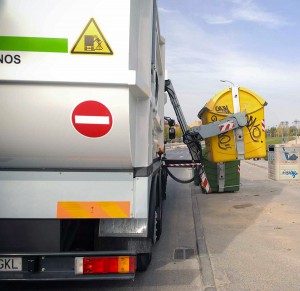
75,256 -> 136,275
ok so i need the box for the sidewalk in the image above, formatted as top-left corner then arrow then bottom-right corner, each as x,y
287,137 -> 300,145
243,158 -> 268,169
193,159 -> 300,290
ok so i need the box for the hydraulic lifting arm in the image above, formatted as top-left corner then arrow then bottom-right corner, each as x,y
164,79 -> 248,193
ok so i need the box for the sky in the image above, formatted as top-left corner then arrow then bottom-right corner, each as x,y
158,0 -> 300,128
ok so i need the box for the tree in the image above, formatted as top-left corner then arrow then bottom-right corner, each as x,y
267,126 -> 277,137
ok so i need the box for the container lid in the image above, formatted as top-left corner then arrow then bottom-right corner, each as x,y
198,87 -> 267,119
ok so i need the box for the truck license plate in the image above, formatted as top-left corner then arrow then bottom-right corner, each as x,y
0,257 -> 22,271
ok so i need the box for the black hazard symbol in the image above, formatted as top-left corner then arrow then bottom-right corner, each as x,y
71,18 -> 113,55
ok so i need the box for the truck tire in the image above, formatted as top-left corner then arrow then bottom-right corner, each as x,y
161,167 -> 168,200
148,175 -> 158,244
139,171 -> 163,272
155,205 -> 162,241
156,170 -> 163,241
136,253 -> 152,272
148,173 -> 163,244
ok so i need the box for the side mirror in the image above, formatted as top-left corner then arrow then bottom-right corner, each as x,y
164,117 -> 175,127
169,127 -> 176,140
168,119 -> 175,127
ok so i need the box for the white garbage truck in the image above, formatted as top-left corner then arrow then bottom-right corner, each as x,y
0,0 -> 266,282
0,0 -> 167,280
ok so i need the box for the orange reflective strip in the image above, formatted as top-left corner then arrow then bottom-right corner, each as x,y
57,201 -> 130,218
98,202 -> 129,218
79,202 -> 110,218
114,202 -> 131,217
57,202 -> 93,218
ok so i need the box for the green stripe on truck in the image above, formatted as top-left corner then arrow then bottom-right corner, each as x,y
0,36 -> 68,53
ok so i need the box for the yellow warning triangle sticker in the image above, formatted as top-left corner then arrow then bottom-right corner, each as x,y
71,18 -> 113,55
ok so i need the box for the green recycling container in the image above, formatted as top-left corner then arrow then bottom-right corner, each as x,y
202,159 -> 240,193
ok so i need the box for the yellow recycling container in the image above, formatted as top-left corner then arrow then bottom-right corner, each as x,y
198,87 -> 267,163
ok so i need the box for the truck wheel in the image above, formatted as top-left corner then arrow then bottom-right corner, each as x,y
149,174 -> 162,244
136,253 -> 152,272
152,207 -> 159,244
156,206 -> 162,241
161,168 -> 168,200
156,170 -> 163,241
148,175 -> 158,244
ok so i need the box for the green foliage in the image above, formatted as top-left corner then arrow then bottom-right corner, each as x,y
266,136 -> 294,146
266,137 -> 282,146
164,125 -> 169,141
175,126 -> 183,140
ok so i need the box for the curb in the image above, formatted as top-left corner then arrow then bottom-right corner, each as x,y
191,184 -> 217,291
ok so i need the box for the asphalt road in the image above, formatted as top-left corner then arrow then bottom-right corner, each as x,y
0,147 -> 203,291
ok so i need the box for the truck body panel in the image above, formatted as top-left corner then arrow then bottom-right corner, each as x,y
0,0 -> 165,279
0,0 -> 165,169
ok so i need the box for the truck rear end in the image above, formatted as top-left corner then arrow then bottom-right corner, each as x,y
0,0 -> 166,280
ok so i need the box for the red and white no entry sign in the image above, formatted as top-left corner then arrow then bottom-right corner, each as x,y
71,100 -> 113,138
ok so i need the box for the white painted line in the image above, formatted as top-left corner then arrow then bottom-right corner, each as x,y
75,115 -> 110,125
